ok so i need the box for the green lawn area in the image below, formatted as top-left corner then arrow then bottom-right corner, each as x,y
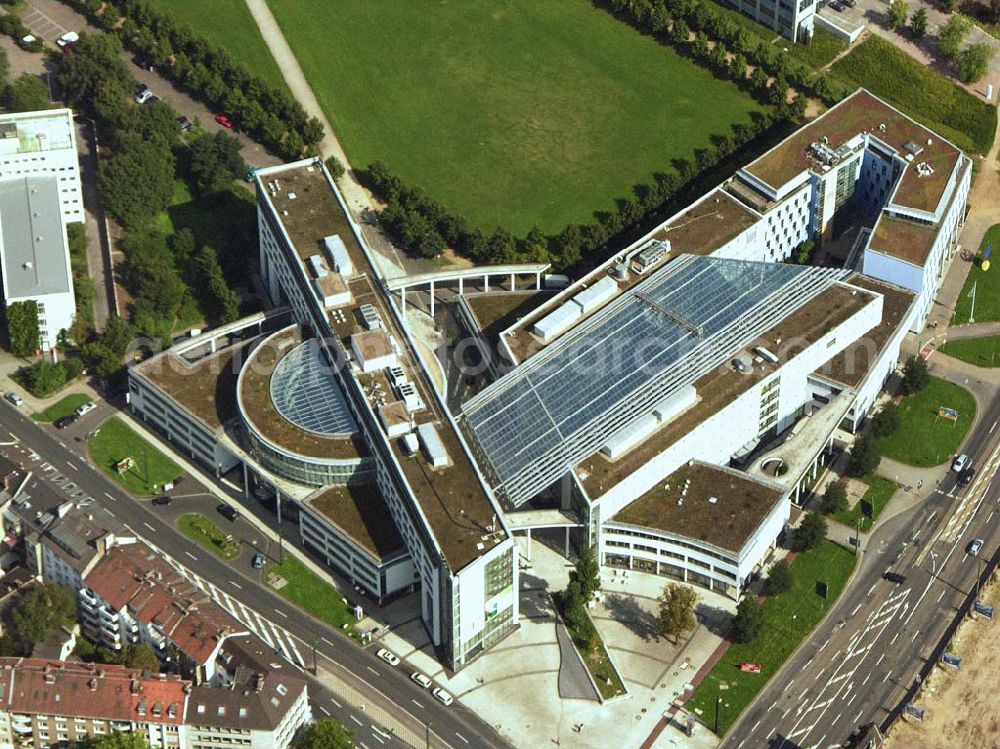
177,514 -> 240,560
144,0 -> 287,90
266,556 -> 355,633
265,0 -> 765,235
687,541 -> 856,735
33,393 -> 90,423
953,224 -> 1000,324
829,35 -> 996,155
88,417 -> 182,495
939,336 -> 1000,367
875,377 -> 976,467
831,475 -> 897,533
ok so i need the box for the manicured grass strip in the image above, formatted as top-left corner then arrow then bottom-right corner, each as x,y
687,541 -> 857,735
939,336 -> 1000,367
266,0 -> 764,234
831,475 -> 897,533
88,417 -> 182,495
953,224 -> 1000,324
178,514 -> 240,561
829,35 -> 996,155
266,556 -> 354,633
874,377 -> 976,467
576,628 -> 626,701
33,393 -> 90,423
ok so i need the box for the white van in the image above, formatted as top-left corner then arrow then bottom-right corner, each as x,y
56,31 -> 79,48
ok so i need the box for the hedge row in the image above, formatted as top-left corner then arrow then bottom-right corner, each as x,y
65,0 -> 323,160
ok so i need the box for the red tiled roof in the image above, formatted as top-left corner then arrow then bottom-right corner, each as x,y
84,544 -> 243,666
0,658 -> 188,725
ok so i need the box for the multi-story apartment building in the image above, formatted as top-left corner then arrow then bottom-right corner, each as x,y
718,0 -> 817,42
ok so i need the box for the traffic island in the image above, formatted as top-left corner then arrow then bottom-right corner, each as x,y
88,417 -> 182,495
177,513 -> 241,561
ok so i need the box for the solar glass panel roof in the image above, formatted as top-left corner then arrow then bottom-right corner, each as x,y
270,338 -> 357,437
463,255 -> 845,506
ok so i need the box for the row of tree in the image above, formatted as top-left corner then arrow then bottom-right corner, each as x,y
68,0 -> 323,159
890,6 -> 996,83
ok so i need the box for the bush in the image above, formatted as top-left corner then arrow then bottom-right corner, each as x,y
938,15 -> 971,60
848,433 -> 882,476
731,597 -> 765,643
766,560 -> 793,595
959,43 -> 995,84
5,300 -> 39,357
902,355 -> 929,395
870,402 -> 900,437
820,482 -> 849,515
324,155 -> 346,181
5,73 -> 49,113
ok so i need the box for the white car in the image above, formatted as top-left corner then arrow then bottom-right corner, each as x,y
4,392 -> 22,407
74,401 -> 96,418
969,539 -> 984,556
409,671 -> 432,689
134,87 -> 154,104
56,31 -> 79,48
432,687 -> 454,707
951,453 -> 970,473
376,648 -> 399,667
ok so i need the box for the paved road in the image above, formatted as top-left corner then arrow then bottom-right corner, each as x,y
722,390 -> 1000,749
0,403 -> 510,749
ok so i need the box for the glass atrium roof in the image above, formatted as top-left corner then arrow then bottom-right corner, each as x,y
271,338 -> 357,437
463,255 -> 844,506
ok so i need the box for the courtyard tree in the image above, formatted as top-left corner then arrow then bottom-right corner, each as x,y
9,582 -> 76,652
731,597 -> 765,643
791,512 -> 828,551
657,582 -> 700,644
902,355 -> 929,394
848,433 -> 882,477
76,734 -> 150,749
820,482 -> 849,515
766,560 -> 793,595
870,402 -> 900,437
938,15 -> 972,59
570,546 -> 601,604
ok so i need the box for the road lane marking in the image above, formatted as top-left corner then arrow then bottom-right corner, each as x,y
229,580 -> 242,589
66,461 -> 77,470
366,666 -> 379,676
862,673 -> 870,686
752,720 -> 761,732
410,699 -> 423,709
143,522 -> 155,532
867,584 -> 876,596
876,653 -> 885,666
103,492 -> 116,501
330,697 -> 342,708
184,551 -> 197,561
321,637 -> 337,648
938,589 -> 947,602
274,608 -> 288,618
350,715 -> 363,727
890,633 -> 899,645
318,705 -> 330,716
455,733 -> 469,744
850,603 -> 862,617
882,672 -> 891,683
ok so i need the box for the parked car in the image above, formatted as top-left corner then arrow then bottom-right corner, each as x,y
958,467 -> 976,487
215,114 -> 233,129
432,687 -> 454,707
56,31 -> 79,48
829,1 -> 845,10
152,496 -> 172,506
54,414 -> 77,429
177,116 -> 192,132
969,538 -> 984,556
4,392 -> 22,407
134,86 -> 153,104
410,671 -> 432,689
842,0 -> 856,7
376,648 -> 400,667
74,401 -> 96,418
216,504 -> 239,521
251,553 -> 266,569
883,571 -> 906,584
951,453 -> 970,473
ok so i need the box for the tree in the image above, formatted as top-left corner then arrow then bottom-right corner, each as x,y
6,300 -> 39,356
120,228 -> 186,339
901,354 -> 929,394
193,245 -> 241,323
959,43 -> 996,83
122,643 -> 160,672
569,546 -> 601,604
55,33 -> 133,121
188,131 -> 245,194
939,0 -> 957,11
791,512 -> 828,551
848,433 -> 881,477
870,402 -> 900,437
101,315 -> 137,356
294,718 -> 353,749
820,482 -> 849,515
909,6 -> 929,37
5,73 -> 49,112
731,597 -> 765,643
81,341 -> 123,378
9,583 -> 76,651
324,155 -> 346,181
766,560 -> 793,595
20,359 -> 66,397
76,734 -> 150,749
657,582 -> 699,644
888,0 -> 909,29
99,140 -> 176,227
0,46 -> 9,91
938,15 -> 971,59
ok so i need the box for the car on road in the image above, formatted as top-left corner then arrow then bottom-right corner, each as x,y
883,571 -> 906,584
4,392 -> 23,407
177,116 -> 192,132
74,401 -> 96,418
215,114 -> 233,129
410,671 -> 432,688
151,495 -> 172,506
56,31 -> 79,48
958,466 -> 975,487
134,86 -> 154,104
432,687 -> 454,707
216,504 -> 239,521
951,453 -> 970,473
376,648 -> 400,667
54,414 -> 78,429
969,538 -> 984,556
251,553 -> 265,569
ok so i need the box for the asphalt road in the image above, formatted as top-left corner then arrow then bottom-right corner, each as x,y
722,391 -> 1000,749
0,402 -> 510,749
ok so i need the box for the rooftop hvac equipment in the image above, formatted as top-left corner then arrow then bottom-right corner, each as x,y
323,234 -> 354,275
753,346 -> 779,365
401,432 -> 419,455
416,423 -> 449,468
808,140 -> 841,167
533,301 -> 581,342
386,365 -> 407,387
609,263 -> 629,281
572,276 -> 618,314
360,303 -> 383,331
600,414 -> 658,460
307,254 -> 328,278
903,140 -> 924,157
633,240 -> 671,274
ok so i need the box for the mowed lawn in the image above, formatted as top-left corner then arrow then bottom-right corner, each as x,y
145,0 -> 287,90
953,224 -> 1000,324
875,377 -> 976,467
265,0 -> 765,234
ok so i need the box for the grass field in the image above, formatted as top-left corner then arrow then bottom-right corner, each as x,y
178,514 -> 240,560
953,225 -> 1000,324
144,0 -> 286,90
267,556 -> 355,634
33,393 -> 90,423
829,35 -> 996,155
940,336 -> 1000,367
687,541 -> 857,734
88,417 -> 182,495
265,0 -> 765,235
875,378 -> 976,467
831,475 -> 897,533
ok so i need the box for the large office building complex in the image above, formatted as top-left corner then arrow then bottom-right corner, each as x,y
719,0 -> 817,42
128,89 -> 962,667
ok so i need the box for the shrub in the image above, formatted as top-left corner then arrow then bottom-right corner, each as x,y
939,15 -> 971,60
766,560 -> 793,595
19,360 -> 66,397
958,43 -> 995,84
